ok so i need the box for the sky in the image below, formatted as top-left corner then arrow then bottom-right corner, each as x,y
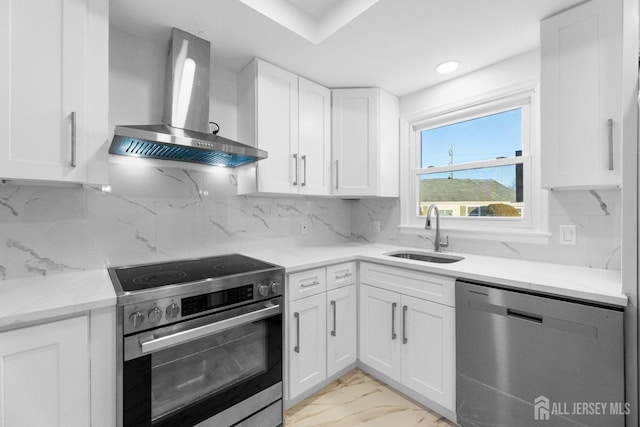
420,108 -> 522,190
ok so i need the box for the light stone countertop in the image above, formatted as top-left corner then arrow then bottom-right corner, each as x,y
244,242 -> 626,307
0,269 -> 116,331
0,242 -> 626,330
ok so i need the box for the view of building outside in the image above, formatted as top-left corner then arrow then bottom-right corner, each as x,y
419,108 -> 523,217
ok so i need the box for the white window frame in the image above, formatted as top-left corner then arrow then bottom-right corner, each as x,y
399,87 -> 549,242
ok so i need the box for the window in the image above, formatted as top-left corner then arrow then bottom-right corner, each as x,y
419,108 -> 524,218
402,90 -> 546,237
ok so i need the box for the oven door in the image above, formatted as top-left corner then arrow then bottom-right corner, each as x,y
121,298 -> 283,427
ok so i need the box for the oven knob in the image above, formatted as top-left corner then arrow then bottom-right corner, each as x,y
129,310 -> 145,328
166,302 -> 180,319
257,284 -> 269,297
148,306 -> 162,322
269,281 -> 281,294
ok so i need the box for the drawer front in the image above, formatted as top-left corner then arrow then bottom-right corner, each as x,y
287,268 -> 327,301
326,262 -> 356,291
360,262 -> 455,307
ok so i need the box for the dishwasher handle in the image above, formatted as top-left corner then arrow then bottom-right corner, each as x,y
507,308 -> 543,324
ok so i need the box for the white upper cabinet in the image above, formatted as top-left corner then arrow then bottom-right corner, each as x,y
540,0 -> 622,189
331,88 -> 399,197
0,0 -> 108,184
298,77 -> 332,195
237,58 -> 331,195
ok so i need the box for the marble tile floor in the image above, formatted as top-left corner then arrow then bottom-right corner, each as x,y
285,369 -> 457,427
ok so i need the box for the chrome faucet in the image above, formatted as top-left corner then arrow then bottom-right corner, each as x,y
425,204 -> 449,252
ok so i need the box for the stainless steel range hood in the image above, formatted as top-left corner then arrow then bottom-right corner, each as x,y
109,28 -> 266,168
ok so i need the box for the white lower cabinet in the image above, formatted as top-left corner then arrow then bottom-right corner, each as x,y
286,262 -> 357,402
288,292 -> 327,399
0,316 -> 90,427
326,284 -> 357,377
287,260 -> 455,415
400,295 -> 455,410
359,263 -> 456,413
0,308 -> 115,427
359,284 -> 401,378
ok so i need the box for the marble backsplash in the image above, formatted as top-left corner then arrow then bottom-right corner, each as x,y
0,160 -> 621,281
0,161 -> 353,281
350,189 -> 621,270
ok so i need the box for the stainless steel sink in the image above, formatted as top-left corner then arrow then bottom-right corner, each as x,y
385,251 -> 464,264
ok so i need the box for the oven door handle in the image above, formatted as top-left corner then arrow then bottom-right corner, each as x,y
139,303 -> 281,354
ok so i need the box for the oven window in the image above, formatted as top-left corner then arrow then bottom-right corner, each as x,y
150,321 -> 267,421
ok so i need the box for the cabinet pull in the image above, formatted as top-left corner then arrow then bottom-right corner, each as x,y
70,111 -> 77,168
293,154 -> 298,186
607,118 -> 614,171
335,272 -> 352,280
294,312 -> 300,353
335,160 -> 339,189
391,302 -> 397,340
402,305 -> 408,344
299,280 -> 320,289
301,155 -> 307,187
330,300 -> 336,336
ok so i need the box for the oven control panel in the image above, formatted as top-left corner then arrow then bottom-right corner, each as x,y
122,276 -> 283,334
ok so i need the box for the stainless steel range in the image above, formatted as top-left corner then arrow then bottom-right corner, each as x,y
108,254 -> 284,427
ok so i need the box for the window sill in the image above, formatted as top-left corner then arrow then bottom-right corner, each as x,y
398,224 -> 552,244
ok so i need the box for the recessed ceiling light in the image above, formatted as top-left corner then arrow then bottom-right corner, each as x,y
435,60 -> 460,74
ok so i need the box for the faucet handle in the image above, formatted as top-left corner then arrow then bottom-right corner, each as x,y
440,235 -> 449,249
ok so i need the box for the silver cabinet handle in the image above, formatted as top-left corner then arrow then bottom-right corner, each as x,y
402,305 -> 408,344
300,280 -> 320,288
70,111 -> 77,168
293,154 -> 298,185
607,118 -> 614,171
294,312 -> 300,353
330,300 -> 336,336
301,155 -> 307,187
335,160 -> 339,189
140,304 -> 281,354
391,302 -> 397,340
335,272 -> 352,280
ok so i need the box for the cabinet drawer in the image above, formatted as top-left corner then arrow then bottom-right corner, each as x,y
360,262 -> 455,307
326,262 -> 356,290
287,268 -> 326,301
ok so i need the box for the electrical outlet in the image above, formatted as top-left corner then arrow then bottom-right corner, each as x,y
559,224 -> 577,245
300,221 -> 309,234
373,221 -> 381,233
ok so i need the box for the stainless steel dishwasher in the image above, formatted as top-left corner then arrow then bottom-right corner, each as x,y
456,280 -> 625,427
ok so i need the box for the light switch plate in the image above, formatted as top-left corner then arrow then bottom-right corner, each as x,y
559,224 -> 577,245
373,221 -> 381,233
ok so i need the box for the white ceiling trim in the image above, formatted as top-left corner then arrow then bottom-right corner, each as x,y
236,0 -> 380,44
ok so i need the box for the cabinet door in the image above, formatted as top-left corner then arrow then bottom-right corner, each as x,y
327,285 -> 357,377
541,0 -> 622,188
359,284 -> 401,379
0,316 -> 90,426
256,60 -> 299,193
401,295 -> 455,411
332,88 -> 378,196
298,77 -> 331,195
288,293 -> 327,399
0,0 -> 88,182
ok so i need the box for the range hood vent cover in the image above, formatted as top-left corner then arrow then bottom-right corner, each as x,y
109,28 -> 266,168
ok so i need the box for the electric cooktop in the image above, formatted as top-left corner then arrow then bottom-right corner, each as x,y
111,253 -> 279,292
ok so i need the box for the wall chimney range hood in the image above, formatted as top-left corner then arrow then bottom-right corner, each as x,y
109,28 -> 267,168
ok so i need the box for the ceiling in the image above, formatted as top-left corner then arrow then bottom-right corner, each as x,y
110,0 -> 584,97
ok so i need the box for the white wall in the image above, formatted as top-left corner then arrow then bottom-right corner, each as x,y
351,49 -> 622,270
401,49 -> 539,118
0,29 -> 353,281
